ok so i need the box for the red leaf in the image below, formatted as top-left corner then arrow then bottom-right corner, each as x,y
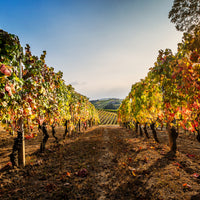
183,183 -> 192,188
186,153 -> 195,158
192,173 -> 200,178
0,64 -> 11,76
173,162 -> 182,168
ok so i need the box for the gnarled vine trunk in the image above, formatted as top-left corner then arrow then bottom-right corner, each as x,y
10,131 -> 20,167
89,119 -> 92,128
79,119 -> 81,132
139,124 -> 143,137
10,130 -> 25,167
143,123 -> 150,139
167,124 -> 178,153
150,123 -> 159,143
39,122 -> 49,153
196,128 -> 200,143
52,124 -> 58,143
84,121 -> 88,131
135,121 -> 139,135
63,120 -> 69,139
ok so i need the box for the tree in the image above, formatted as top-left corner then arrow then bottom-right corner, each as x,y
169,0 -> 200,32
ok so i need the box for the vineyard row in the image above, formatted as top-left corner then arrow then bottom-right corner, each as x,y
0,29 -> 99,167
118,29 -> 200,153
98,110 -> 117,125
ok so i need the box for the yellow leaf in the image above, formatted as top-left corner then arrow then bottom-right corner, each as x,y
31,114 -> 36,119
132,171 -> 136,176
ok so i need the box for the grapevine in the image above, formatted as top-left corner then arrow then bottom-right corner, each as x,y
118,29 -> 200,153
0,29 -> 99,167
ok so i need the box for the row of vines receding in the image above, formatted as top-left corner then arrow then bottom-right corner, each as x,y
0,29 -> 99,167
117,30 -> 200,154
98,110 -> 117,125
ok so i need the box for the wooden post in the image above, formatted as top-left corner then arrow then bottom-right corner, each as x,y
18,118 -> 25,167
18,59 -> 25,167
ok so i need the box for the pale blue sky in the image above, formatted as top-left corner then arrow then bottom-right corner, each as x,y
0,0 -> 182,100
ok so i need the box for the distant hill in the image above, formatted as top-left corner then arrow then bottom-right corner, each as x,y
90,98 -> 122,110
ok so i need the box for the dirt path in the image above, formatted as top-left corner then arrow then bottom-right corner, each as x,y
95,127 -> 114,199
0,125 -> 200,200
94,126 -> 133,199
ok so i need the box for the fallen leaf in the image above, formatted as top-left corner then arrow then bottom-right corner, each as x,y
173,162 -> 182,168
66,172 -> 71,177
132,171 -> 136,176
192,173 -> 200,178
186,153 -> 195,158
128,166 -> 136,172
183,183 -> 192,188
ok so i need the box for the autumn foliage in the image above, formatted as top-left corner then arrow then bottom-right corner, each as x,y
0,29 -> 99,148
118,29 -> 200,151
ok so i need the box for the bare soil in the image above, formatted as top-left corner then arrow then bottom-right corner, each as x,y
0,125 -> 200,200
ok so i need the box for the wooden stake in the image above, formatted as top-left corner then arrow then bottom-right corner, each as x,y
18,59 -> 25,167
18,118 -> 25,167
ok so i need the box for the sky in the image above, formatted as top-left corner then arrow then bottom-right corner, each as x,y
0,0 -> 183,100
